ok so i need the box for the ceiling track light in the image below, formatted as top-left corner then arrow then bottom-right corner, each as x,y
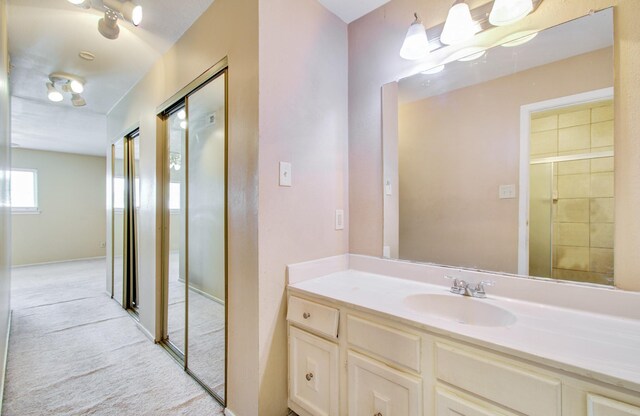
46,72 -> 87,106
400,0 -> 543,58
103,0 -> 143,26
67,0 -> 142,40
98,8 -> 120,40
67,0 -> 90,9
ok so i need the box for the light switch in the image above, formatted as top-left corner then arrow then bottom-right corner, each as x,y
385,179 -> 392,196
279,162 -> 292,187
499,184 -> 516,199
335,209 -> 344,230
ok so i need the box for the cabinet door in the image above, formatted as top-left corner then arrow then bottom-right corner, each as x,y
588,394 -> 640,416
348,351 -> 421,416
435,385 -> 517,416
289,326 -> 339,416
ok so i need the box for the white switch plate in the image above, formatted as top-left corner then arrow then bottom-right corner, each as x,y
499,184 -> 516,199
279,162 -> 292,187
385,179 -> 392,196
335,209 -> 344,230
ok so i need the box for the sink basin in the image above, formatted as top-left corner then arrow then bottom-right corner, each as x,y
403,293 -> 517,327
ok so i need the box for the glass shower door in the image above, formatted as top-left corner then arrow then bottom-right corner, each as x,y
529,163 -> 553,278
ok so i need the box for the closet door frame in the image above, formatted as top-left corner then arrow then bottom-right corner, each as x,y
157,57 -> 229,407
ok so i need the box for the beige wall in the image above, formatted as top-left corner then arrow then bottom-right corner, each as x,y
257,0 -> 348,413
398,49 -> 612,274
11,149 -> 106,266
106,0 -> 259,414
0,0 -> 11,400
349,0 -> 640,291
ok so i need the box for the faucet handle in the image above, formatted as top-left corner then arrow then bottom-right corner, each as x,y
445,276 -> 466,294
473,280 -> 495,298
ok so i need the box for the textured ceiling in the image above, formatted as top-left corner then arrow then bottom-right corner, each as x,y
8,0 -> 215,156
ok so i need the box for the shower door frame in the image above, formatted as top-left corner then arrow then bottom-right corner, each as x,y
517,87 -> 614,276
157,57 -> 229,407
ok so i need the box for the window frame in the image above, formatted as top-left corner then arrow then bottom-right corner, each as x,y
11,168 -> 39,213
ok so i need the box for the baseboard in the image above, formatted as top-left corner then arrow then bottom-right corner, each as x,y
177,277 -> 225,305
12,256 -> 106,268
224,408 -> 236,416
134,320 -> 156,343
0,310 -> 12,415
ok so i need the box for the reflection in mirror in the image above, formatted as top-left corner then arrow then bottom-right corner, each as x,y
386,9 -> 614,286
112,138 -> 125,304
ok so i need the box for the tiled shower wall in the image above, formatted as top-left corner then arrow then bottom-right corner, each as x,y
530,100 -> 614,285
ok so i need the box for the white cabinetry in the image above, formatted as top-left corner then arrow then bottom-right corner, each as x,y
287,291 -> 640,416
348,351 -> 422,416
588,395 -> 640,416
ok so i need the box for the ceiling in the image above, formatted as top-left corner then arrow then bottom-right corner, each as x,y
8,0 -> 215,156
318,0 -> 391,23
399,8 -> 614,103
8,0 -> 390,156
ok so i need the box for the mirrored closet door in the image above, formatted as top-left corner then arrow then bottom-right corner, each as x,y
161,67 -> 227,405
111,129 -> 140,313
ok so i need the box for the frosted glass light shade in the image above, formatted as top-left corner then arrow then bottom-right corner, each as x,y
489,0 -> 533,26
440,2 -> 476,45
46,83 -> 63,102
400,20 -> 430,60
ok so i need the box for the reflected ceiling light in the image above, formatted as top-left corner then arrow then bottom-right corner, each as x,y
440,0 -> 477,45
489,0 -> 533,26
177,109 -> 186,120
400,13 -> 430,61
46,82 -> 64,102
104,0 -> 143,26
71,93 -> 87,107
421,65 -> 445,75
98,9 -> 120,40
180,120 -> 187,130
500,31 -> 538,47
67,0 -> 90,8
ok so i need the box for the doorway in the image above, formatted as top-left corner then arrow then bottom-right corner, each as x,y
159,64 -> 227,405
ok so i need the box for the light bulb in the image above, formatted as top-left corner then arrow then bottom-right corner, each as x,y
70,80 -> 84,94
131,5 -> 142,26
489,0 -> 533,26
440,2 -> 477,46
47,83 -> 63,102
400,15 -> 430,61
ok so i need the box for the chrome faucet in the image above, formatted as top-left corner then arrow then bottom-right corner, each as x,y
445,276 -> 494,298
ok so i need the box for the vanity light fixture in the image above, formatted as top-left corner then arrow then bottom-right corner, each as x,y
400,13 -> 430,61
489,0 -> 534,26
440,0 -> 478,45
421,65 -> 445,75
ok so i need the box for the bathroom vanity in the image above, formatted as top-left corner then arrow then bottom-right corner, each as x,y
286,255 -> 640,416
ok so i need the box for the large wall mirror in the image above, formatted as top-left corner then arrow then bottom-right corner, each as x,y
383,8 -> 615,286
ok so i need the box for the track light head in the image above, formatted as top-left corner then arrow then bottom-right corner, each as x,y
98,9 -> 120,40
103,0 -> 142,26
46,82 -> 63,102
71,93 -> 87,107
67,0 -> 90,9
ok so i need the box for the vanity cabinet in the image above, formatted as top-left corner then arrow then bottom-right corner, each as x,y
287,292 -> 640,416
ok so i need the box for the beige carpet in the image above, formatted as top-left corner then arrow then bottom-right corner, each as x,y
2,259 -> 224,416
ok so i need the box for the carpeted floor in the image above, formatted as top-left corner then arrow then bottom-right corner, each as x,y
2,259 -> 224,416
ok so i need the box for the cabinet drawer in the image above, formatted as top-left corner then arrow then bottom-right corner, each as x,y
435,342 -> 561,416
588,394 -> 640,416
348,351 -> 422,416
289,326 -> 339,416
347,314 -> 421,373
287,296 -> 339,339
436,385 -> 518,416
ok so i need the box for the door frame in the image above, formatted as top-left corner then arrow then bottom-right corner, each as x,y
517,87 -> 614,275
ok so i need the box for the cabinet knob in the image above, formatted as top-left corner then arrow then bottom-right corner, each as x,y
303,312 -> 311,319
305,372 -> 314,381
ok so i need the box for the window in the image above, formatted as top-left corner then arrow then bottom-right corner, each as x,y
113,177 -> 140,210
11,169 -> 38,212
169,182 -> 181,210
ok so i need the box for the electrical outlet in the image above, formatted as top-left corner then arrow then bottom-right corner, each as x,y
279,162 -> 292,187
335,209 -> 344,230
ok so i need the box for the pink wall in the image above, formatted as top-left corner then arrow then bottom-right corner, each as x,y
258,0 -> 349,413
398,49 -> 612,274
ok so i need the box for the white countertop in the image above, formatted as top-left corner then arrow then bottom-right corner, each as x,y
289,268 -> 640,393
